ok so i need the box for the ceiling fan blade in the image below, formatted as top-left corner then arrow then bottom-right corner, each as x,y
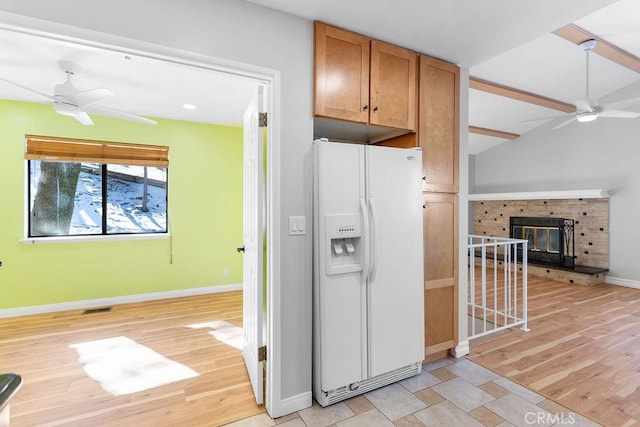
602,97 -> 640,111
0,77 -> 54,101
83,104 -> 157,125
74,111 -> 94,126
553,116 -> 578,130
599,110 -> 640,119
67,88 -> 114,107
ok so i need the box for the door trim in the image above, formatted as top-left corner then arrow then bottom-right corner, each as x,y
0,14 -> 284,417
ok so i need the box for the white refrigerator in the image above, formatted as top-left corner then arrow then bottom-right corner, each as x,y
312,139 -> 424,406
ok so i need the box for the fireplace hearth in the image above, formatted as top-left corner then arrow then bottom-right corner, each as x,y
510,217 -> 575,268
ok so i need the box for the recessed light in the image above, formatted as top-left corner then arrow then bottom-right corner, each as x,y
182,104 -> 197,110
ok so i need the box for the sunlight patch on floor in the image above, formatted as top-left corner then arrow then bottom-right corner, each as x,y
69,336 -> 199,396
187,320 -> 243,350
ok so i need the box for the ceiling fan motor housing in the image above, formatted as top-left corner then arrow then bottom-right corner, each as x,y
579,39 -> 597,51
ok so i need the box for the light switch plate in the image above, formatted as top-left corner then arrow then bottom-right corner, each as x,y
288,216 -> 306,236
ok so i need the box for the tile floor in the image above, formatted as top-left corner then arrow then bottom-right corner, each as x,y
225,357 -> 601,427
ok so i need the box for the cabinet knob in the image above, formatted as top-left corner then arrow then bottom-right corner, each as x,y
423,204 -> 427,209
363,105 -> 368,111
422,176 -> 426,181
373,106 -> 378,112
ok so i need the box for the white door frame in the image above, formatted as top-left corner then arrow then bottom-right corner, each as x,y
0,14 -> 283,416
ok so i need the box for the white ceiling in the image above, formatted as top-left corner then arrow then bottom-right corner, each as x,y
247,0 -> 617,67
1,0 -> 639,152
0,29 -> 258,126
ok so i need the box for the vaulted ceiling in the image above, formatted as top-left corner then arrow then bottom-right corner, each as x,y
0,0 -> 638,154
246,0 -> 640,154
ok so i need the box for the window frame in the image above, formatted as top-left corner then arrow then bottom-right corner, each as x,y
22,135 -> 170,244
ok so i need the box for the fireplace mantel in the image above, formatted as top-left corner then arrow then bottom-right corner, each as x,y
468,189 -> 609,201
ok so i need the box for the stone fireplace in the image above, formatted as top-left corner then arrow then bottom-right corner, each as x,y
471,192 -> 609,285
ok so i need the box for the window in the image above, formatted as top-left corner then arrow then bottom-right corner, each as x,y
25,135 -> 169,238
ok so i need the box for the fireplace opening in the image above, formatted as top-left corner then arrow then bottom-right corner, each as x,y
510,217 -> 575,268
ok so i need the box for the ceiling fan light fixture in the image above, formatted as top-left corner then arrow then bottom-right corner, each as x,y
577,110 -> 598,123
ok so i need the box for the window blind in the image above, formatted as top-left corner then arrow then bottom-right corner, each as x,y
24,134 -> 169,167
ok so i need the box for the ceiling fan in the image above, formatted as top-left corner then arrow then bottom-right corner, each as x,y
0,61 -> 157,126
552,39 -> 640,129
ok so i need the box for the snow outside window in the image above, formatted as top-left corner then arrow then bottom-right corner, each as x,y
28,161 -> 168,237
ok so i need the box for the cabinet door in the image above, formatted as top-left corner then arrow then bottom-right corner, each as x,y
370,40 -> 417,131
423,192 -> 458,359
314,22 -> 370,124
419,56 -> 459,193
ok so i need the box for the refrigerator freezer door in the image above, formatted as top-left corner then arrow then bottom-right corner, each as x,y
365,145 -> 425,378
314,141 -> 367,391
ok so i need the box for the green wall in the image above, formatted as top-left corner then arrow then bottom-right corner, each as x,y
0,99 -> 243,310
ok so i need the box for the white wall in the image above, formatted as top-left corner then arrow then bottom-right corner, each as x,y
0,0 -> 314,415
457,68 -> 470,353
473,82 -> 640,284
467,155 -> 476,237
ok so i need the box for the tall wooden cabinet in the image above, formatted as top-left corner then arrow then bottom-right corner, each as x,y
314,22 -> 417,131
312,22 -> 461,364
418,55 -> 460,362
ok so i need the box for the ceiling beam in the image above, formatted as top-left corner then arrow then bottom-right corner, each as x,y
470,77 -> 576,113
469,126 -> 519,140
553,24 -> 640,74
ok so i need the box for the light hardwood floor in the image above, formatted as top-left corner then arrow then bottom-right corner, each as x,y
469,274 -> 640,427
0,291 -> 264,427
5,278 -> 639,427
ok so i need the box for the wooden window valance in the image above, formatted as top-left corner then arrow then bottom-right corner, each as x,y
24,134 -> 169,167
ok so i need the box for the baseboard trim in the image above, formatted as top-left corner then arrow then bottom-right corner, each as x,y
453,340 -> 470,358
271,391 -> 312,419
605,276 -> 640,289
0,283 -> 243,319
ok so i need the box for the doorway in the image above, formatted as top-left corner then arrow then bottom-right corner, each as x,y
0,23 -> 277,423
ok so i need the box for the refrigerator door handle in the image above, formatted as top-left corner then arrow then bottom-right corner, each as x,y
368,197 -> 378,281
360,197 -> 370,284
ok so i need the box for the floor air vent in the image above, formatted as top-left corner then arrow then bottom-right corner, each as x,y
82,307 -> 112,315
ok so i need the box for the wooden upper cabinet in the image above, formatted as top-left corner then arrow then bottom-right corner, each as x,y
314,22 -> 370,124
419,55 -> 459,193
314,22 -> 417,131
370,40 -> 417,131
